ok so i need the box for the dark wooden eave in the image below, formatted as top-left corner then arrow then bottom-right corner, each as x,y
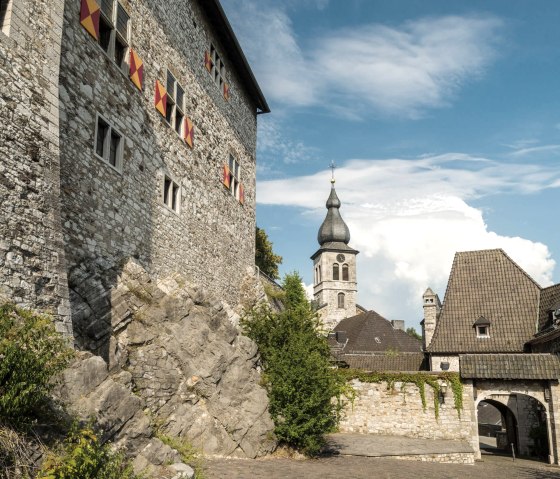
201,0 -> 270,114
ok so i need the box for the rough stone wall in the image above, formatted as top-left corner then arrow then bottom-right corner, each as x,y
0,0 -> 71,334
340,379 -> 475,446
430,354 -> 460,372
59,0 -> 259,342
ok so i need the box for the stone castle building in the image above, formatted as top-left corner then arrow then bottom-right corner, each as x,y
422,249 -> 560,463
311,179 -> 358,330
0,0 -> 268,345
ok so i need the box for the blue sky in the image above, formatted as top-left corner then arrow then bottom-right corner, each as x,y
222,0 -> 560,330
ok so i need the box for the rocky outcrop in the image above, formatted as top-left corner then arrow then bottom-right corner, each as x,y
55,259 -> 276,475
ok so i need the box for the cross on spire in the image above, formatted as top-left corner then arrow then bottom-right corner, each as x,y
329,160 -> 336,184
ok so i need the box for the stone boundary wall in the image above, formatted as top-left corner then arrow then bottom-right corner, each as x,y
340,379 -> 477,449
389,452 -> 474,464
0,0 -> 71,334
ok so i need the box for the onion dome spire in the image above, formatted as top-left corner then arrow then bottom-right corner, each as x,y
317,163 -> 350,245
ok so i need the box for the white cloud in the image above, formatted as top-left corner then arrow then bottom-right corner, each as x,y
508,144 -> 560,158
257,117 -> 319,169
258,155 -> 560,326
223,0 -> 503,117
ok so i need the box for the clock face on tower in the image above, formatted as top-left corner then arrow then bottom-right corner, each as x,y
336,254 -> 345,262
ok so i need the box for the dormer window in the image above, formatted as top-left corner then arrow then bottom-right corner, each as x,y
473,315 -> 490,338
477,325 -> 489,338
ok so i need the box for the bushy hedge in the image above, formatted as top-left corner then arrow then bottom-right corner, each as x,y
242,273 -> 345,455
38,423 -> 139,479
0,304 -> 73,427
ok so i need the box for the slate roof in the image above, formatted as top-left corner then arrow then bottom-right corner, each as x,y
538,284 -> 560,331
460,354 -> 560,380
338,353 -> 427,372
332,310 -> 422,354
317,185 -> 351,246
428,249 -> 541,353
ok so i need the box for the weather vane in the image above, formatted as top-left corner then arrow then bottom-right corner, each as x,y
329,160 -> 336,184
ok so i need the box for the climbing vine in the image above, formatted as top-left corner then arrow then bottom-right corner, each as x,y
339,369 -> 463,419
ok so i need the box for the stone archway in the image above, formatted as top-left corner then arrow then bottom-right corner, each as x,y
475,390 -> 551,461
477,399 -> 517,455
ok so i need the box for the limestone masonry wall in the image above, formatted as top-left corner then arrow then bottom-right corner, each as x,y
340,379 -> 476,448
60,0 -> 257,322
0,0 -> 71,334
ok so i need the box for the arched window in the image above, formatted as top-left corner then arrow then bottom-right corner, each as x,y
342,264 -> 349,281
314,267 -> 318,285
333,263 -> 339,280
318,265 -> 321,282
338,292 -> 345,309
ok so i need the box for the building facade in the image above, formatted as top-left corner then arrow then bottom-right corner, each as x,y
0,0 -> 268,345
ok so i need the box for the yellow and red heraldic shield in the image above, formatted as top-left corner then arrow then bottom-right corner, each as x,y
184,117 -> 194,148
129,50 -> 144,90
204,51 -> 213,73
154,80 -> 167,117
80,0 -> 101,40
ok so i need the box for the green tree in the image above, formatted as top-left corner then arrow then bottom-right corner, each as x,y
241,272 -> 344,455
406,327 -> 422,341
0,304 -> 73,428
255,226 -> 283,280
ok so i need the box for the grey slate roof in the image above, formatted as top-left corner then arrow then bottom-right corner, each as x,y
460,354 -> 560,379
332,310 -> 422,354
339,353 -> 427,372
428,249 -> 540,353
317,185 -> 351,246
538,284 -> 560,331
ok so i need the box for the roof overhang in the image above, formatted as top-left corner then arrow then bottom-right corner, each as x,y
201,0 -> 270,114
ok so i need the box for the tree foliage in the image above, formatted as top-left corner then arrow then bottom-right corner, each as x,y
241,272 -> 344,455
0,304 -> 73,428
406,327 -> 422,341
255,226 -> 283,280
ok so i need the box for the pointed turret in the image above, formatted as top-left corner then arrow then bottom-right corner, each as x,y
317,184 -> 351,245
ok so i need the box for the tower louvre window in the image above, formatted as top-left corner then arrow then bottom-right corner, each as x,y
333,263 -> 339,280
342,264 -> 349,281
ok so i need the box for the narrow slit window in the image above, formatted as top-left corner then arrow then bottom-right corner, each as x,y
228,155 -> 240,200
163,175 -> 180,213
109,130 -> 121,167
338,292 -> 345,309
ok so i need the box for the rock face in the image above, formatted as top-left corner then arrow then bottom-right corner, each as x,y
55,259 -> 275,475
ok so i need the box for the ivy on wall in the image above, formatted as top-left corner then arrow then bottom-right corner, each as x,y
339,369 -> 463,419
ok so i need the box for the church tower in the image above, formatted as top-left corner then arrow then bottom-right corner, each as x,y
311,175 -> 358,331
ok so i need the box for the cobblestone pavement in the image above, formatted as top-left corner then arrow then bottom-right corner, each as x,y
204,454 -> 560,479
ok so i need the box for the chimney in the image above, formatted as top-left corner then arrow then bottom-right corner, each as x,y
391,320 -> 405,331
422,287 -> 441,350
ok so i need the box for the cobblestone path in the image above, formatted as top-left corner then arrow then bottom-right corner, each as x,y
204,454 -> 560,479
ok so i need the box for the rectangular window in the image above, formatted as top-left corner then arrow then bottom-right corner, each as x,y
94,114 -> 123,171
228,155 -> 240,199
210,44 -> 226,90
0,0 -> 12,35
97,0 -> 130,71
163,175 -> 180,213
165,70 -> 185,136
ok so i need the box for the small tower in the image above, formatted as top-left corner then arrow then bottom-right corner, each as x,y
422,287 -> 441,350
311,171 -> 358,331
